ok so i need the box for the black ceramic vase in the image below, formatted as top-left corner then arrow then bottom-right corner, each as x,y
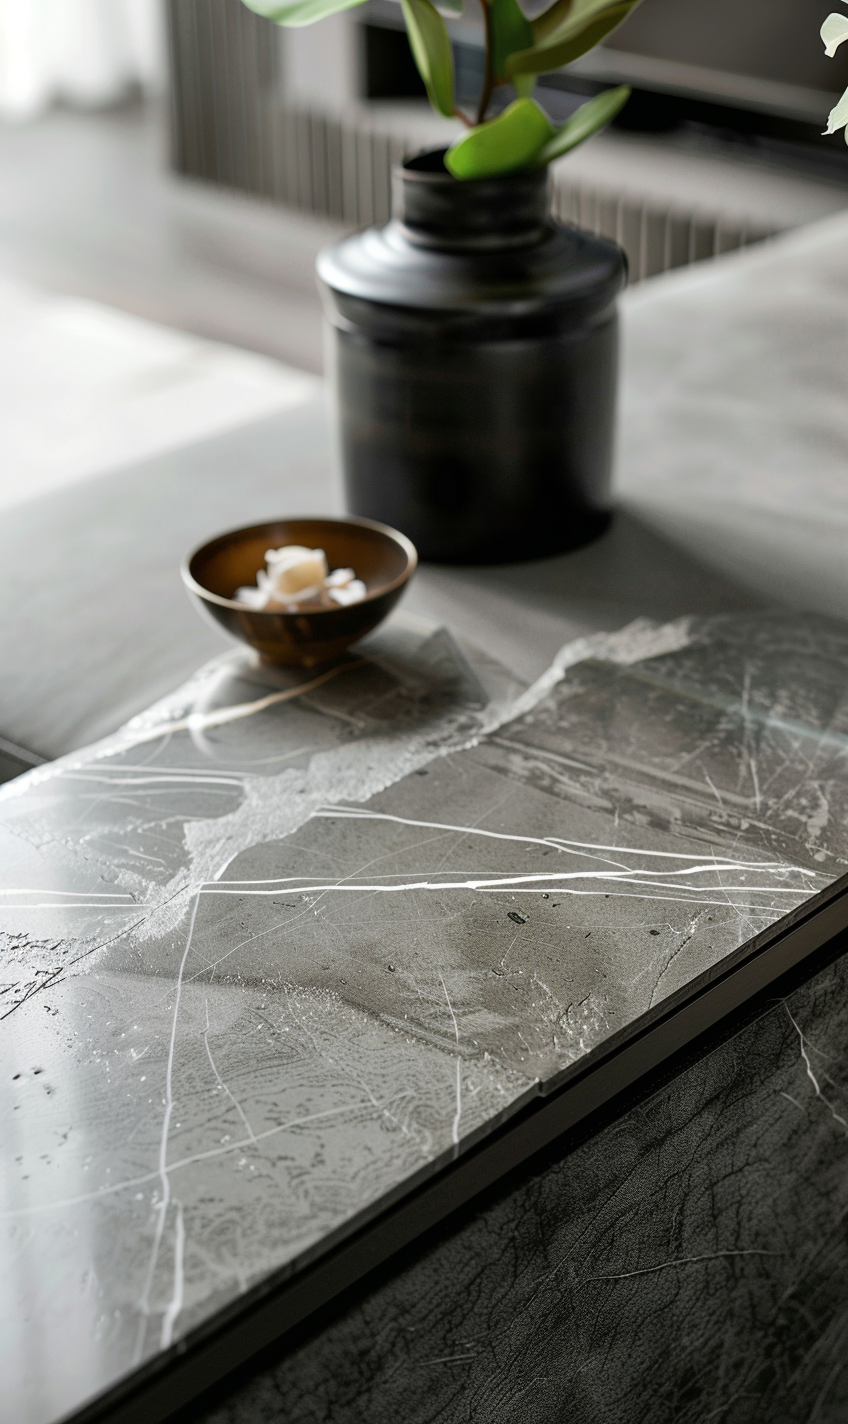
317,150 -> 627,564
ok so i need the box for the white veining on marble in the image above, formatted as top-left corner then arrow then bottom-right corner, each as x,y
200,870 -> 810,902
160,1201 -> 185,1351
439,973 -> 462,1149
135,891 -> 202,1363
505,616 -> 694,724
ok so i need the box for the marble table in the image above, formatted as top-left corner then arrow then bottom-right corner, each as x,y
5,211 -> 848,1424
4,606 -> 848,1424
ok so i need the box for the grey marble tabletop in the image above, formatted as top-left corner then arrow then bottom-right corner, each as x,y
3,210 -> 848,1424
4,602 -> 848,1424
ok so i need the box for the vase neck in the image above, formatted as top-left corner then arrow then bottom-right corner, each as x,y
392,149 -> 552,252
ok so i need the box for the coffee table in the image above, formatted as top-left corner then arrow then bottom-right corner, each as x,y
4,213 -> 848,1424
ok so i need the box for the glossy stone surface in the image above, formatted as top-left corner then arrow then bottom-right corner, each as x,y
3,609 -> 848,1424
188,931 -> 848,1424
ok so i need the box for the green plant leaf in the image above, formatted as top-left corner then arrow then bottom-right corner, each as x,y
400,0 -> 455,117
532,0 -> 636,42
241,0 -> 367,26
489,0 -> 534,80
533,0 -> 588,43
513,72 -> 536,97
507,0 -> 640,77
445,97 -> 553,178
533,84 -> 629,163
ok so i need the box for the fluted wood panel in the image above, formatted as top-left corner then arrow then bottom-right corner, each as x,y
166,0 -> 776,279
167,0 -> 277,192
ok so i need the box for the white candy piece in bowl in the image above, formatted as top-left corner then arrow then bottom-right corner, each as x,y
265,545 -> 328,595
235,545 -> 368,613
327,577 -> 368,606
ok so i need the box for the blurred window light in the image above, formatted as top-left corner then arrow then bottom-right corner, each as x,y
0,0 -> 165,121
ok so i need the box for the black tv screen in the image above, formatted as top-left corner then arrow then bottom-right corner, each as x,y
572,0 -> 848,124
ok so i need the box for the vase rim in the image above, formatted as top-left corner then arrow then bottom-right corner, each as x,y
399,146 -> 547,187
393,147 -> 552,252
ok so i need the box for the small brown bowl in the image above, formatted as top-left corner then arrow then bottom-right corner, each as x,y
182,516 -> 417,667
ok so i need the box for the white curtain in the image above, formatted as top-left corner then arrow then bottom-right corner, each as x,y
0,0 -> 165,121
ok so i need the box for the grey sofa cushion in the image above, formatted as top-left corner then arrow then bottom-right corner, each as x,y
0,397 -> 334,759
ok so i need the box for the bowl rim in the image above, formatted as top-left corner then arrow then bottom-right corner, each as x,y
181,514 -> 418,615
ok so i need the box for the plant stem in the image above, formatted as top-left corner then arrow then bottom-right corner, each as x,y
476,0 -> 495,125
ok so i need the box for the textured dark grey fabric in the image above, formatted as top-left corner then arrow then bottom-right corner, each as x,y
181,944 -> 848,1424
